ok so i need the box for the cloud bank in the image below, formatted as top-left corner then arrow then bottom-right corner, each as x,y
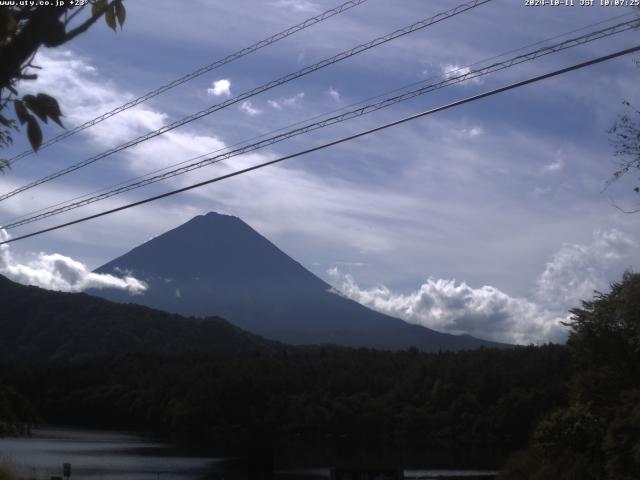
329,228 -> 636,345
536,229 -> 636,309
0,230 -> 146,294
10,50 -> 638,346
330,268 -> 567,345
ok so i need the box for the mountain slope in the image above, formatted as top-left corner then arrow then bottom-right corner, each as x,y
0,274 -> 281,361
93,212 -> 507,351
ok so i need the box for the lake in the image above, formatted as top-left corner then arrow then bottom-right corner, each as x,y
0,427 -> 500,479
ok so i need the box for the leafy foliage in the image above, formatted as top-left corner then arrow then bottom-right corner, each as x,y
0,345 -> 570,452
0,275 -> 572,454
0,0 -> 126,168
500,272 -> 640,480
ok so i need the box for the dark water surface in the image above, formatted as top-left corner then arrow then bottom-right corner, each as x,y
0,427 -> 500,479
0,427 -> 229,479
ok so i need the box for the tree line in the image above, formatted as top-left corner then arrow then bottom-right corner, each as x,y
1,273 -> 637,476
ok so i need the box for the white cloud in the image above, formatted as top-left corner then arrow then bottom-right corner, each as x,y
11,49 -> 638,345
270,0 -> 319,12
328,228 -> 637,345
285,92 -> 305,106
535,229 -> 636,308
207,79 -> 232,97
11,51 -> 411,259
0,229 -> 147,294
543,157 -> 565,173
328,268 -> 567,345
442,64 -> 470,77
268,92 -> 304,109
441,64 -> 483,85
239,100 -> 262,116
14,52 -> 400,247
459,126 -> 484,137
327,87 -> 341,103
20,50 -> 166,148
26,51 -> 228,174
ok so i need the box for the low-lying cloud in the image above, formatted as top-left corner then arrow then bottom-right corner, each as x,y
329,228 -> 636,345
329,268 -> 567,345
0,230 -> 146,294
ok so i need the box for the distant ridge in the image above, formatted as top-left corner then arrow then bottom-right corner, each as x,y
92,212 -> 508,351
0,274 -> 282,361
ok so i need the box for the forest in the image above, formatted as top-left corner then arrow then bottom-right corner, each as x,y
500,272 -> 640,479
2,346 -> 569,454
0,273 -> 638,477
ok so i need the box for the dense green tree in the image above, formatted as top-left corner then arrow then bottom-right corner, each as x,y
501,272 -> 640,479
0,344 -> 571,457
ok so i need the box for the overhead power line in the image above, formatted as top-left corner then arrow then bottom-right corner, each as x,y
0,0 -> 492,203
2,17 -> 637,230
2,44 -> 638,246
7,0 -> 370,165
3,11 -> 634,229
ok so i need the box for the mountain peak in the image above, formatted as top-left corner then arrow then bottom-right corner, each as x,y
181,211 -> 245,230
198,211 -> 241,222
93,214 -> 508,351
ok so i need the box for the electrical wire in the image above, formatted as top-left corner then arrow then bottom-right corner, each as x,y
7,0 -> 370,165
0,0 -> 492,203
2,44 -> 637,245
4,10 -> 635,228
3,17 -> 637,230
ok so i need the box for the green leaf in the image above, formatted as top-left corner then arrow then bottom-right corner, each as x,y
36,93 -> 64,127
26,117 -> 42,151
92,0 -> 108,17
14,100 -> 29,125
115,1 -> 126,28
23,94 -> 48,123
105,4 -> 117,31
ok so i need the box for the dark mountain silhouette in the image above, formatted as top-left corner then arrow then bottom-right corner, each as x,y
92,212 -> 507,351
0,274 -> 281,361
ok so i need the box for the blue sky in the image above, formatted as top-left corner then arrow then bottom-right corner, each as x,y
1,0 -> 639,344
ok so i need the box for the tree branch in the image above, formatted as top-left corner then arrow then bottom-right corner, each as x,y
64,4 -> 87,26
0,6 -> 66,87
608,195 -> 640,214
61,1 -> 116,44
